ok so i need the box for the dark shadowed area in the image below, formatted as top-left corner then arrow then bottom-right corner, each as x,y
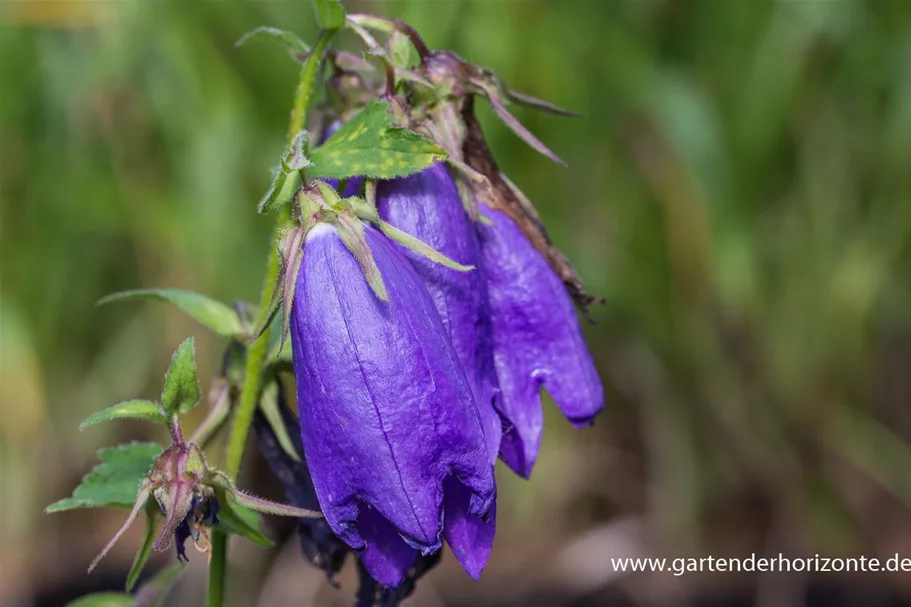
4,0 -> 911,606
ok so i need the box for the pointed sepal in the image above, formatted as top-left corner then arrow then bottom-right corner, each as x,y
378,221 -> 474,272
471,78 -> 565,165
335,212 -> 389,301
228,488 -> 323,519
87,479 -> 153,573
506,87 -> 580,117
354,182 -> 474,273
278,223 -> 306,352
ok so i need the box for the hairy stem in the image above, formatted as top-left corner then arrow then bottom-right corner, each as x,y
226,26 -> 334,483
206,28 -> 336,607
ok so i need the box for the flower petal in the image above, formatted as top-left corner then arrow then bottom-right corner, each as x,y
442,476 -> 496,580
477,206 -> 604,477
356,506 -> 418,588
377,165 -> 503,464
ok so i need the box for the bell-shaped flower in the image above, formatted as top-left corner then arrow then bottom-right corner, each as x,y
289,215 -> 496,587
376,165 -> 502,464
476,205 -> 604,478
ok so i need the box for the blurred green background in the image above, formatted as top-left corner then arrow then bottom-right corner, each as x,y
5,0 -> 911,605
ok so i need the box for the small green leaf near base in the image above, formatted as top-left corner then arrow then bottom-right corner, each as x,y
160,338 -> 200,416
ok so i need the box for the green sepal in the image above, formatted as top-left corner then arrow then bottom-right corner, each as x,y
312,0 -> 346,29
230,488 -> 322,519
211,487 -> 274,548
353,186 -> 474,273
46,442 -> 162,512
278,224 -> 306,352
160,338 -> 200,416
259,381 -> 301,463
336,213 -> 388,301
235,26 -> 310,58
80,400 -> 166,431
379,221 -> 474,272
308,101 -> 447,180
88,479 -> 153,573
97,289 -> 244,338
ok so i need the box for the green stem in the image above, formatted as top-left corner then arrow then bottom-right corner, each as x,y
206,532 -> 227,607
226,27 -> 335,482
206,28 -> 337,607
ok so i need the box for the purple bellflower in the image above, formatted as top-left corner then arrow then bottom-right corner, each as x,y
476,205 -> 604,478
376,165 -> 503,465
289,218 -> 496,587
376,165 -> 502,580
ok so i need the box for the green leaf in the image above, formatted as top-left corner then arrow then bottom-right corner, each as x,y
65,593 -> 133,607
258,133 -> 309,214
160,338 -> 200,416
80,400 -> 166,431
389,31 -> 415,69
46,442 -> 162,512
235,26 -> 310,57
285,131 -> 312,171
215,494 -> 274,548
308,101 -> 447,180
125,504 -> 159,592
258,168 -> 301,214
98,289 -> 243,337
312,0 -> 346,29
139,563 -> 185,607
